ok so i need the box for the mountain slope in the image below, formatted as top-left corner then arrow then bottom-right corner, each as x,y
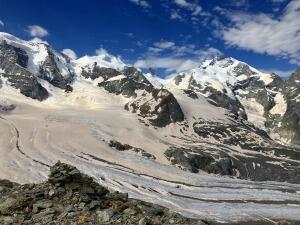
1,32 -> 300,223
0,32 -> 300,183
155,56 -> 300,147
280,69 -> 300,145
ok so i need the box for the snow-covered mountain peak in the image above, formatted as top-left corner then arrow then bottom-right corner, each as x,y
73,49 -> 127,76
0,32 -> 73,80
0,32 -> 299,146
1,31 -> 300,210
166,56 -> 275,92
0,32 -> 32,45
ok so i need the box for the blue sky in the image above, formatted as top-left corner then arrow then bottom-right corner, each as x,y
0,0 -> 299,77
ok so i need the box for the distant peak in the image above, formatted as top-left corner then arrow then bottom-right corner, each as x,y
0,32 -> 24,43
74,51 -> 127,73
0,32 -> 49,49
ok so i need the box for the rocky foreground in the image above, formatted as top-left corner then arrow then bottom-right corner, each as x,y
0,162 -> 207,225
0,162 -> 296,225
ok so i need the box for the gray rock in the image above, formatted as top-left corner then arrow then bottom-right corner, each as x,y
32,200 -> 53,213
82,65 -> 121,81
0,216 -> 14,225
125,89 -> 184,127
96,208 -> 115,222
0,41 -> 49,101
38,46 -> 73,90
138,217 -> 150,225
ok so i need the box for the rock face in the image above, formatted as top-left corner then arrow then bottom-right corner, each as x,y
0,102 -> 15,112
1,32 -> 299,144
169,57 -> 300,146
0,33 -> 75,98
187,76 -> 247,120
99,75 -> 152,98
165,148 -> 237,176
1,32 -> 300,183
280,69 -> 300,146
165,142 -> 300,183
125,89 -> 184,127
0,33 -> 184,127
81,64 -> 121,81
0,162 -> 206,225
74,60 -> 185,127
38,46 -> 73,91
0,41 -> 49,100
109,140 -> 156,160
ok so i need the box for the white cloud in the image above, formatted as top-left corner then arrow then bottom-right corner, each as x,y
228,0 -> 249,8
129,0 -> 150,8
62,49 -> 77,60
125,33 -> 135,38
154,41 -> 175,49
135,43 -> 221,73
27,25 -> 49,37
148,47 -> 164,53
220,0 -> 300,65
135,57 -> 185,71
174,0 -> 202,16
148,41 -> 200,57
136,41 -> 145,47
170,10 -> 184,21
0,20 -> 4,27
94,48 -> 124,64
95,48 -> 109,56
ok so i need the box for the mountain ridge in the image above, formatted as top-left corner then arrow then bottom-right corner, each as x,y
1,32 -> 300,223
0,32 -> 300,184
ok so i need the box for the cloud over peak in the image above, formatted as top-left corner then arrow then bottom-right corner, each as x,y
135,39 -> 221,73
27,25 -> 49,37
219,0 -> 300,65
62,49 -> 77,60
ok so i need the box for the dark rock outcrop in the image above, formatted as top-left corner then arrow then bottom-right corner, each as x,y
81,64 -> 121,81
95,67 -> 184,127
165,143 -> 300,183
0,39 -> 74,99
183,90 -> 198,99
125,89 -> 185,127
99,76 -> 152,98
123,66 -> 153,85
207,90 -> 247,120
279,69 -> 300,146
109,140 -> 156,160
0,41 -> 49,100
38,46 -> 73,90
0,162 -> 206,225
150,89 -> 185,127
0,103 -> 16,112
186,74 -> 247,120
165,148 -> 237,176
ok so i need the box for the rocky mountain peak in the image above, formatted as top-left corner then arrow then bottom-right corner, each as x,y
73,50 -> 126,76
288,68 -> 300,83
